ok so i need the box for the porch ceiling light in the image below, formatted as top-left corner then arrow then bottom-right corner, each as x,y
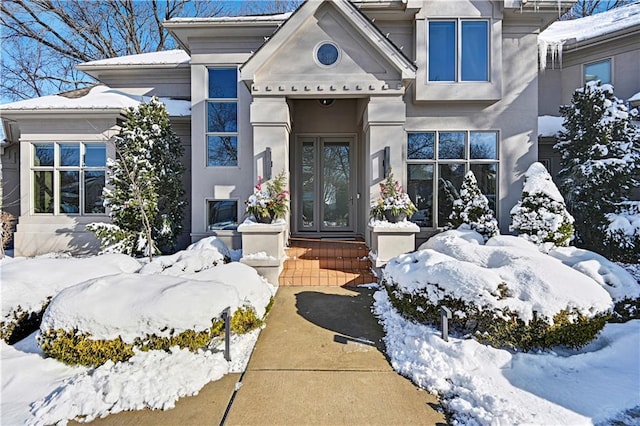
318,99 -> 335,107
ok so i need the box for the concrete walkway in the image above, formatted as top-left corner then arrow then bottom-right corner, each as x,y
87,286 -> 446,426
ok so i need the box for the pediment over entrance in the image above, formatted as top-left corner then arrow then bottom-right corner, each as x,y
240,0 -> 416,97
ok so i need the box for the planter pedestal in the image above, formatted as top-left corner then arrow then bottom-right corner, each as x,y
369,221 -> 420,269
238,221 -> 287,285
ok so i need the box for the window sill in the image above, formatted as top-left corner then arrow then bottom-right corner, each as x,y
415,81 -> 501,102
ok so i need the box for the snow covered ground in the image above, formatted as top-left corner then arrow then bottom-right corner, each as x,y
1,238 -> 274,425
377,229 -> 640,425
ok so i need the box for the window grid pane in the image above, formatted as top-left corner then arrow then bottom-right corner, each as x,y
85,144 -> 107,167
59,171 -> 80,214
408,132 -> 435,160
208,68 -> 237,99
34,170 -> 54,213
470,132 -> 497,159
84,171 -> 106,214
438,132 -> 465,159
437,163 -> 465,226
207,136 -> 238,167
208,200 -> 238,230
407,164 -> 434,227
34,143 -> 54,167
428,21 -> 456,82
59,143 -> 80,167
461,21 -> 489,81
584,60 -> 611,84
207,102 -> 238,133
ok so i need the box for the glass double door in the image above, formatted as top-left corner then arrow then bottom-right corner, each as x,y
297,136 -> 355,233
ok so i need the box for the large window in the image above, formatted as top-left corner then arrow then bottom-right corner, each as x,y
207,68 -> 238,167
32,142 -> 107,214
584,59 -> 611,84
406,131 -> 498,227
428,20 -> 489,82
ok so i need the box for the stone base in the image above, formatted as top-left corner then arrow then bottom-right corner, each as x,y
369,221 -> 420,268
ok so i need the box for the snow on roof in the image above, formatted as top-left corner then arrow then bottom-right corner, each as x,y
629,91 -> 640,102
0,86 -> 190,117
79,49 -> 190,67
540,3 -> 640,45
538,115 -> 566,137
167,12 -> 291,23
538,3 -> 640,70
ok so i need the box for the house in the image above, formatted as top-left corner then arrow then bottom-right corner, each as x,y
537,2 -> 640,178
1,0 -> 571,258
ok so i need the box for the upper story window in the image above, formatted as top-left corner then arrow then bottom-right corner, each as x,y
207,68 -> 238,167
584,59 -> 611,85
32,142 -> 106,215
428,20 -> 489,82
406,131 -> 498,228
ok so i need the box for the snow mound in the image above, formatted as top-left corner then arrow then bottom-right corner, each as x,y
549,246 -> 640,301
396,229 -> 612,322
1,254 -> 142,318
41,263 -> 275,343
373,289 -> 640,425
187,236 -> 231,256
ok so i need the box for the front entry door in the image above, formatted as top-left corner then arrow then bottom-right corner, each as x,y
296,136 -> 355,233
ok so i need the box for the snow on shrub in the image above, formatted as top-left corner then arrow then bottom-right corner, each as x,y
549,245 -> 640,322
510,162 -> 574,247
138,237 -> 230,275
385,229 -> 612,350
0,254 -> 141,344
446,171 -> 498,241
38,263 -> 275,366
604,201 -> 640,263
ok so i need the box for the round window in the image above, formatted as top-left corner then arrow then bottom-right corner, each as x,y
315,42 -> 339,67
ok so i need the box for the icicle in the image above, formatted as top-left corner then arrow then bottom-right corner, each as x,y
557,43 -> 563,69
538,39 -> 548,71
550,43 -> 556,70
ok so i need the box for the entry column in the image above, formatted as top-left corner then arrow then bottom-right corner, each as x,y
250,96 -> 291,187
363,95 -> 407,245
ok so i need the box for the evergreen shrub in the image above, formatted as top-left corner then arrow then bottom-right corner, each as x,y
38,306 -> 263,367
0,301 -> 50,344
383,281 -> 608,351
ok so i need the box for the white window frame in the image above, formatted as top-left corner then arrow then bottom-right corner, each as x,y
30,142 -> 107,215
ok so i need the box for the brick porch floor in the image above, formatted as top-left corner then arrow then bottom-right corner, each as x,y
279,238 -> 377,286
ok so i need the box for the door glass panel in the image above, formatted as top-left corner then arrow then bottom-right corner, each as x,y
322,142 -> 350,229
302,142 -> 315,228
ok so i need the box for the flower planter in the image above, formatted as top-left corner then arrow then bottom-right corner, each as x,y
238,220 -> 287,285
254,213 -> 274,224
384,211 -> 407,223
369,220 -> 420,268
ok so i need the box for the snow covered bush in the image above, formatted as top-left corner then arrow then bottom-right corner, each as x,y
382,230 -> 612,351
138,237 -> 230,275
548,245 -> 640,323
603,201 -> 640,263
89,97 -> 186,259
446,171 -> 498,241
38,263 -> 275,367
555,81 -> 640,254
510,162 -> 574,247
1,254 -> 141,344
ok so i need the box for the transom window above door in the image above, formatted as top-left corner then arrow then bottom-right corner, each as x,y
428,20 -> 489,82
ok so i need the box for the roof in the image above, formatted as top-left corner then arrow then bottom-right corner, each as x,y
539,2 -> 640,45
0,86 -> 190,117
167,12 -> 292,23
78,49 -> 190,68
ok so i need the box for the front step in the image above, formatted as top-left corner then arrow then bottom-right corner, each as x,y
279,238 -> 377,286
